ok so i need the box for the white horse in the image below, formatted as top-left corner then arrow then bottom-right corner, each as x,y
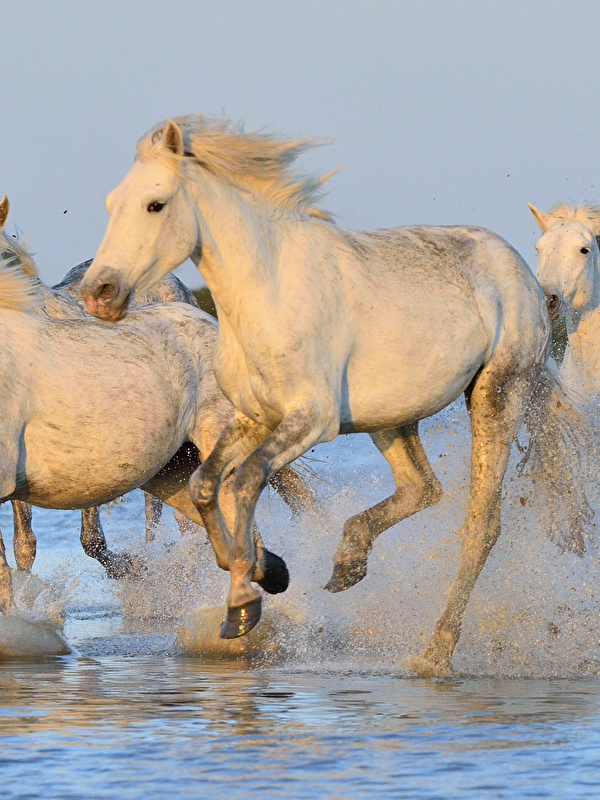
525,202 -> 600,552
0,195 -> 311,614
80,116 -> 551,676
0,198 -> 200,577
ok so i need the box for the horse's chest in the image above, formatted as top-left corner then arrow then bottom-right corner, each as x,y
215,347 -> 282,428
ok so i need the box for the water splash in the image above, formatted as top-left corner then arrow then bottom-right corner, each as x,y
0,570 -> 75,657
3,396 -> 600,675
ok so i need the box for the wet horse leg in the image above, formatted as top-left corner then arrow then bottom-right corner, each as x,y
144,492 -> 163,542
197,404 -> 331,639
189,413 -> 279,577
325,423 -> 443,592
11,501 -> 37,570
0,525 -> 14,613
410,363 -> 538,677
80,507 -> 142,579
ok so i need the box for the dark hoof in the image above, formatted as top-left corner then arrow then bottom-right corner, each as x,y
105,552 -> 146,580
324,559 -> 367,593
220,596 -> 262,639
256,550 -> 289,595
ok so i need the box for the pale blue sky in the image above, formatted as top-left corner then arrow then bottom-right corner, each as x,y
2,0 -> 600,286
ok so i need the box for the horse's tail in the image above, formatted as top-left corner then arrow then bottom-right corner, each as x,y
520,363 -> 597,555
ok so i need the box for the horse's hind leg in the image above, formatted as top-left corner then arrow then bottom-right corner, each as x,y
80,507 -> 143,579
411,362 -> 540,677
0,526 -> 14,613
11,501 -> 36,571
144,492 -> 163,542
325,424 -> 442,592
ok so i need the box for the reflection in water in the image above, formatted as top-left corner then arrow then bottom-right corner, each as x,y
1,659 -> 600,799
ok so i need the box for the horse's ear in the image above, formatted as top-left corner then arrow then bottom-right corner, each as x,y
163,120 -> 184,156
528,203 -> 555,232
0,196 -> 9,231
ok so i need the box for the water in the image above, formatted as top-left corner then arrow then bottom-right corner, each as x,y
3,402 -> 600,798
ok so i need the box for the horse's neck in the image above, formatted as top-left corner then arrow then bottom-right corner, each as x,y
563,306 -> 600,394
189,175 -> 283,321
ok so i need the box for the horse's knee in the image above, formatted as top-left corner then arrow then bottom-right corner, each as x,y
189,466 -> 216,511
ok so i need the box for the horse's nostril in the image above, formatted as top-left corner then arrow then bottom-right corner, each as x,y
96,282 -> 117,301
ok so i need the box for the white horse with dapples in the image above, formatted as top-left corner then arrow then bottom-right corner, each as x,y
81,116 -> 550,676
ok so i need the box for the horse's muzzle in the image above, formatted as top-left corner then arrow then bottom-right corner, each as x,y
81,269 -> 132,322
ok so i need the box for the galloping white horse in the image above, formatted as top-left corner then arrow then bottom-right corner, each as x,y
0,195 -> 309,614
81,116 -> 550,675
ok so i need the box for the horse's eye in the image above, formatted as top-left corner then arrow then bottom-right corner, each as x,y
147,202 -> 165,213
581,247 -> 590,254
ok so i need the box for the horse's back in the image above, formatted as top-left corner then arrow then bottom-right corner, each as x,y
7,305 -> 215,506
338,225 -> 549,430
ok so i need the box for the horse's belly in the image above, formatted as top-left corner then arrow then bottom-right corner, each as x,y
16,418 -> 186,508
342,314 -> 488,431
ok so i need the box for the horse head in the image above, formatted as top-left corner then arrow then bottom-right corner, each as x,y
529,202 -> 600,326
81,120 -> 200,321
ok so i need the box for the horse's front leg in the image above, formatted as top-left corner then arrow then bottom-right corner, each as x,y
217,404 -> 333,639
11,501 -> 36,570
189,411 -> 273,572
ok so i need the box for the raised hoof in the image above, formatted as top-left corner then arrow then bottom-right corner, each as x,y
220,596 -> 262,639
408,651 -> 453,678
256,550 -> 289,595
324,559 -> 367,593
105,552 -> 146,580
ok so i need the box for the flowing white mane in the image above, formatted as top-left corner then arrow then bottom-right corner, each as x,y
137,114 -> 334,220
0,230 -> 40,310
548,202 -> 600,236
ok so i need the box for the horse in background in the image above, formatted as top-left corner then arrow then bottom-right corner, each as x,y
80,116 -> 553,675
525,202 -> 600,554
0,195 -> 314,613
0,197 -> 200,577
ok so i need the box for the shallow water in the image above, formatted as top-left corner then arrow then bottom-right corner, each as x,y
3,660 -> 600,800
3,403 -> 600,797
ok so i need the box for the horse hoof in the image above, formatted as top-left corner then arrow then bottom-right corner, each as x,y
257,550 -> 289,595
105,553 -> 146,580
220,596 -> 262,639
324,559 -> 367,593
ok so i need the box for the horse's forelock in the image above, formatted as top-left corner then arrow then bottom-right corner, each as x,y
137,114 -> 334,219
549,202 -> 600,235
